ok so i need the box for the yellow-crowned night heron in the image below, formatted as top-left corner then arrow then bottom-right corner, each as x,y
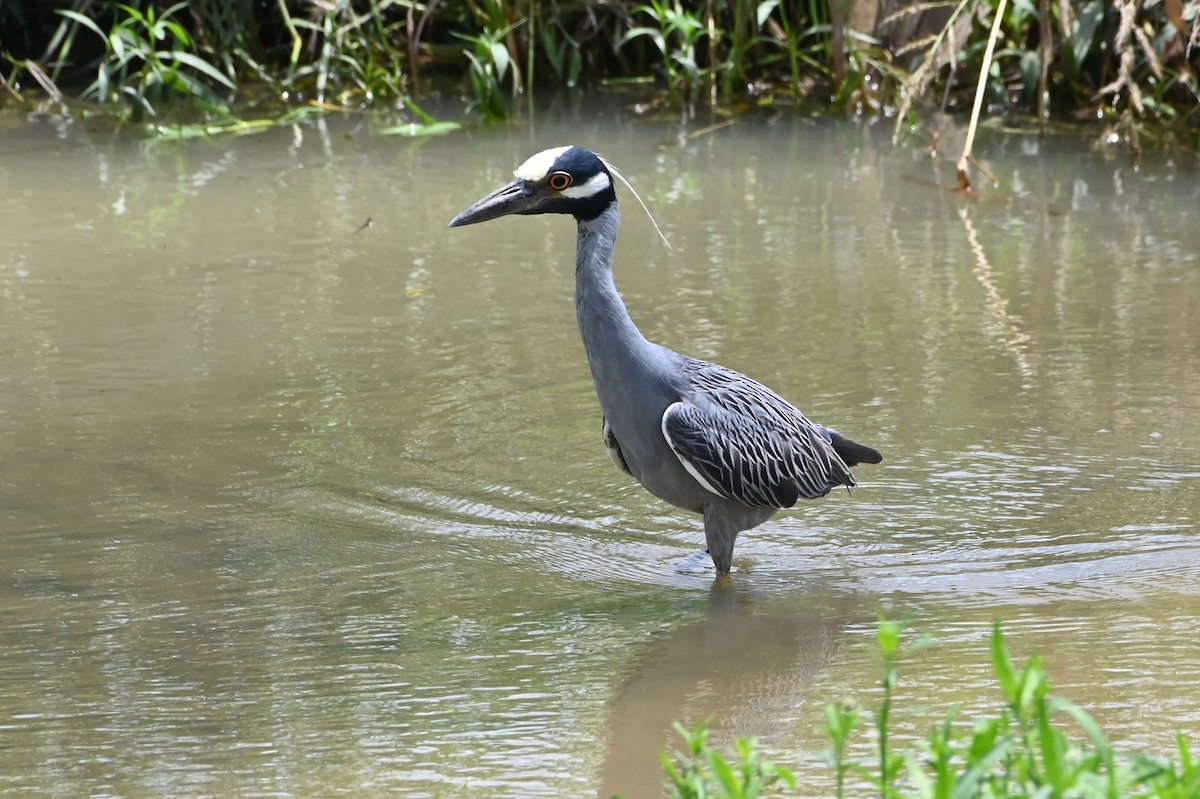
449,146 -> 882,575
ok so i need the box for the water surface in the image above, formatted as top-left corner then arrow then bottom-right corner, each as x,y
1,108 -> 1198,797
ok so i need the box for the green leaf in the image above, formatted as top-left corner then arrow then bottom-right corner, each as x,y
377,121 -> 462,137
756,0 -> 779,28
290,18 -> 323,33
161,67 -> 202,98
951,735 -> 1012,799
1052,697 -> 1116,798
54,10 -> 107,42
1017,654 -> 1045,716
1019,50 -> 1040,100
111,29 -> 134,65
671,53 -> 699,81
401,97 -> 436,125
990,623 -> 1018,709
631,3 -> 660,20
1050,698 -> 1108,755
707,750 -> 742,799
905,753 -> 936,796
1037,705 -> 1067,792
769,764 -> 796,790
115,3 -> 147,26
1011,0 -> 1038,29
824,702 -> 860,741
1070,0 -> 1103,73
659,749 -> 686,790
877,616 -> 903,659
488,41 -> 509,81
160,0 -> 192,22
119,84 -> 154,117
161,51 -> 236,90
150,120 -> 272,140
566,46 -> 582,87
150,123 -> 216,140
620,27 -> 667,56
162,20 -> 191,49
965,717 -> 1001,764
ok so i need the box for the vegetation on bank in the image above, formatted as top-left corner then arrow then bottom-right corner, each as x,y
0,1 -> 1197,148
639,620 -> 1200,799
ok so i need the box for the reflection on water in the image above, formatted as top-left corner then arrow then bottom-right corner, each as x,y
1,108 -> 1198,796
601,586 -> 855,799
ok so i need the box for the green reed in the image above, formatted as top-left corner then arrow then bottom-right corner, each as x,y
621,0 -> 712,107
1,1 -> 1195,146
57,1 -> 235,118
638,619 -> 1200,799
655,718 -> 798,799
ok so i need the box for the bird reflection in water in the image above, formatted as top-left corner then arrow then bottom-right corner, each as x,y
598,582 -> 855,798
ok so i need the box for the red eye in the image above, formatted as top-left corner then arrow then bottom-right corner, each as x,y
548,172 -> 572,191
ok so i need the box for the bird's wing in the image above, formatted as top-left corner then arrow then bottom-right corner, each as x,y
659,359 -> 854,509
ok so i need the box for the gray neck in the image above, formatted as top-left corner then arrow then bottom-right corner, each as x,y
574,203 -> 648,358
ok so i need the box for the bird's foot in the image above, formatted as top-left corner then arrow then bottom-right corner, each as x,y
673,547 -> 712,574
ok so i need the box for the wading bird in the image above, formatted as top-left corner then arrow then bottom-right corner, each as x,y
449,146 -> 881,575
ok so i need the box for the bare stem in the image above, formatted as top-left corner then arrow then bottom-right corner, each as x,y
958,0 -> 1007,190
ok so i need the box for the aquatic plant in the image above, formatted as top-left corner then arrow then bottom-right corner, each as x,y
57,1 -> 235,118
455,19 -> 524,121
888,0 -> 1200,151
657,718 -> 797,799
639,619 -> 1200,799
0,1 -> 1196,147
621,0 -> 714,108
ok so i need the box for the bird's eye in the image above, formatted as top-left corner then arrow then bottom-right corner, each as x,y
548,172 -> 572,191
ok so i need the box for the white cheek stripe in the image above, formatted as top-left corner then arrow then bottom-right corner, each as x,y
514,146 -> 571,181
561,171 -> 611,199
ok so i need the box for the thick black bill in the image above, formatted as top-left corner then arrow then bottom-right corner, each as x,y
448,180 -> 538,227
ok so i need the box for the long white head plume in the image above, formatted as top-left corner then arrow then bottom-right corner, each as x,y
598,155 -> 672,251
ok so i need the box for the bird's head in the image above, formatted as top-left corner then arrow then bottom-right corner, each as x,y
448,146 -> 617,228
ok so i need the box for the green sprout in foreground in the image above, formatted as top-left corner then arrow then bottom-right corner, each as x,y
630,620 -> 1200,799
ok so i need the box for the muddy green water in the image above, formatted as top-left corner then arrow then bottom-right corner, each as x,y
1,109 -> 1198,798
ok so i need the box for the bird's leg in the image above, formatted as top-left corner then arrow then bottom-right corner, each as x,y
703,506 -> 740,576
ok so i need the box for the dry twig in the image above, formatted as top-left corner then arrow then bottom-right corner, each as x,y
957,0 -> 1007,190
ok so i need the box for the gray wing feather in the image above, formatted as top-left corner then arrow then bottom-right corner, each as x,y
661,359 -> 854,509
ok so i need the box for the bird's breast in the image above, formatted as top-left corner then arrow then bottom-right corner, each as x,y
592,382 -> 712,514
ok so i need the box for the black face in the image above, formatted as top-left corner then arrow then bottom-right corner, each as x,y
448,146 -> 617,228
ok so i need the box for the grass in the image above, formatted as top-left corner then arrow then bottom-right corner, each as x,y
632,618 -> 1200,799
56,1 -> 236,119
1,1 -> 1196,148
657,719 -> 798,798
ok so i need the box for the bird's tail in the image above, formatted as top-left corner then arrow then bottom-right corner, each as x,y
829,431 -> 883,467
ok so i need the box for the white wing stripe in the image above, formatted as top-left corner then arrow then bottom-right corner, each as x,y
661,402 -> 725,498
